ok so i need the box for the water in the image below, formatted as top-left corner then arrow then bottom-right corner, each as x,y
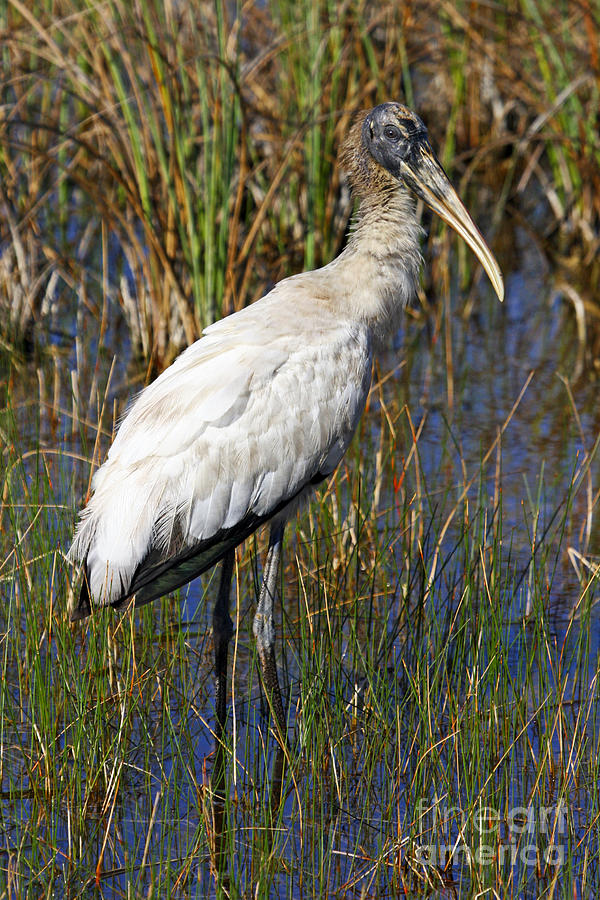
1,217 -> 599,897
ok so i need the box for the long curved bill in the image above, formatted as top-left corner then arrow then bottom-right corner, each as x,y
401,142 -> 504,302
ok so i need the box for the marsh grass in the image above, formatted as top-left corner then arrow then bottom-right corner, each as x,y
1,0 -> 600,896
1,0 -> 598,364
1,287 -> 600,896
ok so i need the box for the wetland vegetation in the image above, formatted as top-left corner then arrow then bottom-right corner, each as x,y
1,1 -> 599,896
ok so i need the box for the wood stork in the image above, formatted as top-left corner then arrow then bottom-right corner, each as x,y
69,102 -> 503,738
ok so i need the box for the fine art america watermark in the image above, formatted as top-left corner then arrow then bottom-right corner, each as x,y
413,800 -> 569,868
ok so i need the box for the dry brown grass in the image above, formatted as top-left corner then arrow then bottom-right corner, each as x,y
0,0 -> 598,367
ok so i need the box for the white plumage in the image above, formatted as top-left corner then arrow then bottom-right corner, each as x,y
71,281 -> 376,604
69,102 -> 503,734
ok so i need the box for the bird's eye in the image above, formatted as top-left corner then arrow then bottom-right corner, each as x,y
383,125 -> 401,142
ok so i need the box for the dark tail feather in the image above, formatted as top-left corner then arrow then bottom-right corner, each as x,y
70,567 -> 92,621
68,487 -> 300,620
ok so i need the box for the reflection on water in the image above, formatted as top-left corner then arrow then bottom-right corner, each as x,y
391,232 -> 599,628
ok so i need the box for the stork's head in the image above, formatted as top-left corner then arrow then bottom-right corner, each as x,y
342,102 -> 504,302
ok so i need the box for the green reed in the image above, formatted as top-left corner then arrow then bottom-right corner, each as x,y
2,0 -> 596,363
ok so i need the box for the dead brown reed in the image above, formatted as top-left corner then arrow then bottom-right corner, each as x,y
0,0 -> 598,366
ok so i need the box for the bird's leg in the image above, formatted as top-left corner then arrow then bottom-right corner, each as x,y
211,551 -> 235,885
270,745 -> 287,816
213,549 -> 235,750
253,521 -> 287,742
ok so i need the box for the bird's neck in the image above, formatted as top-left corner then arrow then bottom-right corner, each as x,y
331,188 -> 423,345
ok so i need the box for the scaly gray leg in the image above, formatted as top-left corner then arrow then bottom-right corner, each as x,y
253,521 -> 287,741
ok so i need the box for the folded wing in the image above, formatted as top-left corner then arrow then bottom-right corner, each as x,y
69,291 -> 372,616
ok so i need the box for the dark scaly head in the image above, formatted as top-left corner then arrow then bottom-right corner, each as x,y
342,102 -> 504,301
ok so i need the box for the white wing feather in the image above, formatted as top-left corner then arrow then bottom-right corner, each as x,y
69,286 -> 373,605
